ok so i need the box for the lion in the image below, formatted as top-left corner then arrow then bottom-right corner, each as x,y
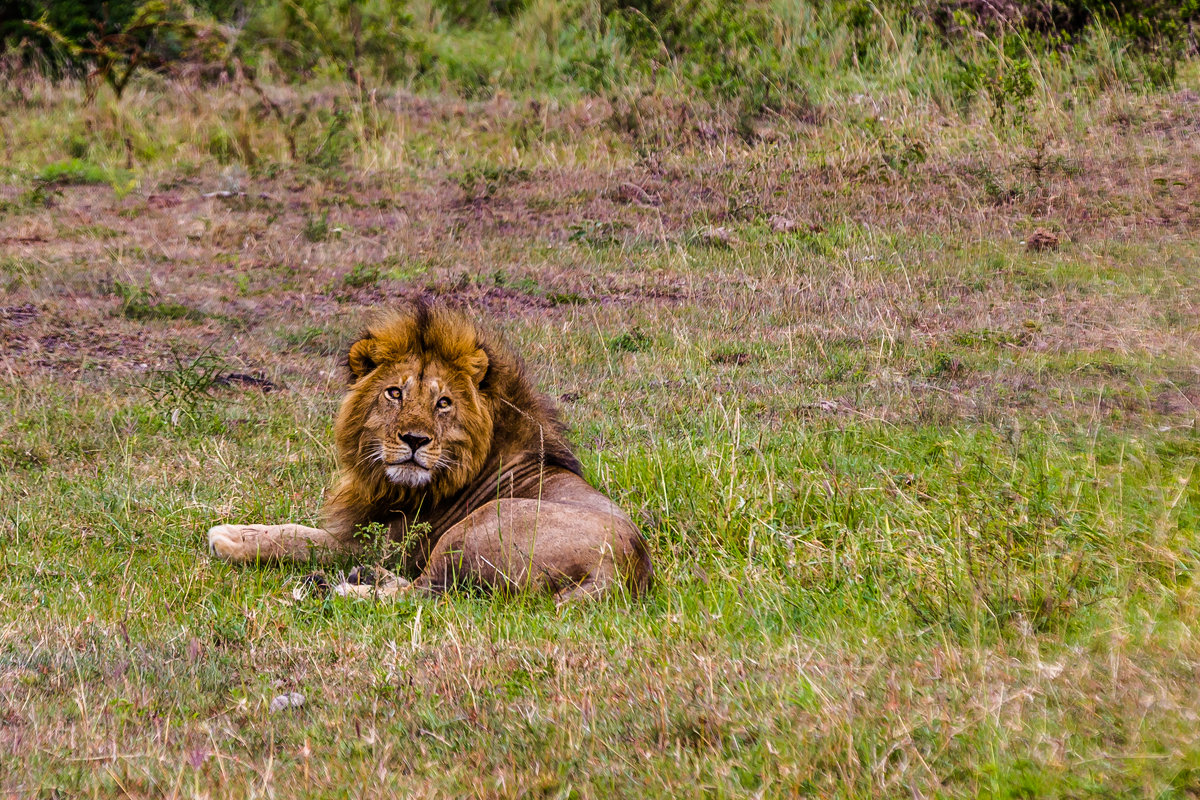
207,300 -> 652,602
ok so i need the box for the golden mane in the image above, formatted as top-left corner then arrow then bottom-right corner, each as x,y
322,299 -> 581,539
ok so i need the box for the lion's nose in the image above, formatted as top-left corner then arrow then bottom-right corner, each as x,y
400,433 -> 431,452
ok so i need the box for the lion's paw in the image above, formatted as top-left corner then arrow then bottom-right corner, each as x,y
331,565 -> 411,600
207,524 -> 252,561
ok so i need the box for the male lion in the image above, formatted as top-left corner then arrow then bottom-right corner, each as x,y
207,301 -> 652,602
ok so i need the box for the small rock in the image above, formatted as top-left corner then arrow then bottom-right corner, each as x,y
269,692 -> 305,713
693,225 -> 735,248
768,215 -> 798,233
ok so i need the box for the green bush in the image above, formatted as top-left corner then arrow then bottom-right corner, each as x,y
37,158 -> 109,185
602,0 -> 800,105
242,0 -> 433,81
930,0 -> 1200,46
2,1 -> 140,51
11,0 -> 224,97
434,0 -> 529,25
3,0 -> 1196,102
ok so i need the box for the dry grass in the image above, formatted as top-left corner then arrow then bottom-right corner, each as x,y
2,68 -> 1200,796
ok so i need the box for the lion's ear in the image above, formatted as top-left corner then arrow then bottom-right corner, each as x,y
346,337 -> 378,382
464,348 -> 489,386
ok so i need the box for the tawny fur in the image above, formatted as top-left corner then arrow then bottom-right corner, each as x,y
207,300 -> 652,601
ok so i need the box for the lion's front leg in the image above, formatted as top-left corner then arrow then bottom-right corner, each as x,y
207,524 -> 352,564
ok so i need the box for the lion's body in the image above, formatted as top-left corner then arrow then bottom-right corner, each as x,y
208,302 -> 652,601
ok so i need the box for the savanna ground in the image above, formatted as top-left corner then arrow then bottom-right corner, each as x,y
2,21 -> 1200,797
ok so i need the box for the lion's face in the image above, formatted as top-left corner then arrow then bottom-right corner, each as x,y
355,357 -> 484,488
336,308 -> 494,501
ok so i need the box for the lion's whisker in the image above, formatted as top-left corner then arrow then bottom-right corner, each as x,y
352,443 -> 389,472
433,454 -> 460,472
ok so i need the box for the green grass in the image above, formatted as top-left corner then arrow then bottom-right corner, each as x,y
1,17 -> 1200,795
36,158 -> 111,185
3,380 -> 1199,795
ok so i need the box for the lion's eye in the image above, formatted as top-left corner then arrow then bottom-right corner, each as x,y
385,387 -> 402,401
436,396 -> 452,410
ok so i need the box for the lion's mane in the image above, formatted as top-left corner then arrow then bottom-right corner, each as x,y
321,300 -> 582,541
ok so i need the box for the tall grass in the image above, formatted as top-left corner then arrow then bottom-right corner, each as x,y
1,2 -> 1186,189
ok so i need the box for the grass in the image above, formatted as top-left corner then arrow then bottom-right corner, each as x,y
36,158 -> 111,185
1,30 -> 1200,798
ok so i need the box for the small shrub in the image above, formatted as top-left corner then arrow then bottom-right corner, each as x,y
206,128 -> 237,165
302,213 -> 331,243
605,0 -> 784,102
435,0 -> 528,25
63,133 -> 90,159
303,109 -> 354,170
240,0 -> 433,82
22,1 -> 217,100
141,345 -> 229,423
354,519 -> 431,568
343,262 -> 382,289
929,351 -> 966,379
112,279 -> 202,321
989,56 -> 1036,126
37,158 -> 109,185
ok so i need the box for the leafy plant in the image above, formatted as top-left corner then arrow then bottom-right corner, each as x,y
605,0 -> 784,102
141,344 -> 228,423
112,279 -> 201,321
435,0 -> 528,25
989,55 -> 1036,126
342,262 -> 382,288
304,108 -> 353,169
353,519 -> 431,570
240,0 -> 432,82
